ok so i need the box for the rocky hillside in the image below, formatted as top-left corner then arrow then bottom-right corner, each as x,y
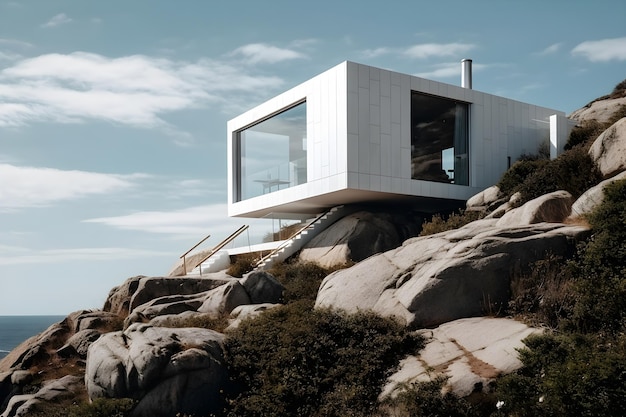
1,80 -> 626,417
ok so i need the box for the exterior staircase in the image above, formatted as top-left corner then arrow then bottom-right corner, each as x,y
252,205 -> 356,272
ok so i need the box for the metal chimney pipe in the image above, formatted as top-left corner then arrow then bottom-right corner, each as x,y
461,58 -> 472,89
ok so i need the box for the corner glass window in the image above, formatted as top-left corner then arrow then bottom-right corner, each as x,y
411,92 -> 469,185
236,101 -> 307,201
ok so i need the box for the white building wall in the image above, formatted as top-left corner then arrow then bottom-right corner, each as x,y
228,61 -> 565,218
228,63 -> 349,218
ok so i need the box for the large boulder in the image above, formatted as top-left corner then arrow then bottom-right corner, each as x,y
589,117 -> 626,178
380,317 -> 541,399
315,219 -> 589,328
466,185 -> 503,211
0,375 -> 83,417
569,96 -> 626,125
103,275 -> 232,317
128,275 -> 232,312
569,171 -> 626,219
125,273 -> 284,326
85,324 -> 227,417
226,303 -> 281,331
0,318 -> 71,372
495,190 -> 573,228
299,210 -> 424,268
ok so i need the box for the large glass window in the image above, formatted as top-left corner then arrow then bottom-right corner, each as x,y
236,101 -> 307,201
411,92 -> 469,185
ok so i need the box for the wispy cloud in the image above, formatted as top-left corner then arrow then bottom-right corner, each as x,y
41,13 -> 72,28
0,38 -> 33,48
415,62 -> 487,79
0,52 -> 284,131
572,37 -> 626,62
404,42 -> 475,59
0,38 -> 32,62
84,204 -> 234,235
83,203 -> 272,242
230,43 -> 307,64
0,246 -> 172,265
361,47 -> 393,59
0,163 -> 147,209
536,43 -> 562,56
0,51 -> 21,61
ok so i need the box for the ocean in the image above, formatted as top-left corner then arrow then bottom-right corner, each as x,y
0,315 -> 66,360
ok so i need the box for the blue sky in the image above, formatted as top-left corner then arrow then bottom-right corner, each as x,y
1,0 -> 625,315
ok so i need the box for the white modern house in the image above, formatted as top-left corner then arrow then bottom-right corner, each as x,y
227,60 -> 570,220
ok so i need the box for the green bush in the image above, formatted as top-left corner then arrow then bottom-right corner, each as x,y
568,179 -> 626,334
494,333 -> 626,417
497,159 -> 549,197
224,301 -> 422,417
419,210 -> 483,236
507,254 -> 575,329
268,261 -> 345,303
517,146 -> 601,203
29,398 -> 136,417
565,119 -> 606,150
497,146 -> 601,204
380,377 -> 481,417
226,253 -> 257,277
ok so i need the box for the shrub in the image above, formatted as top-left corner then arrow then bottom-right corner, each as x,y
29,398 -> 136,417
226,253 -> 258,277
507,254 -> 575,329
494,333 -> 626,417
568,179 -> 626,334
565,119 -> 606,150
497,159 -> 549,197
610,78 -> 626,98
224,301 -> 422,417
379,377 -> 481,417
515,146 -> 601,203
419,209 -> 483,236
268,261 -> 347,303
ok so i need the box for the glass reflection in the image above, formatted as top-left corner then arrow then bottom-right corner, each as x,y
237,102 -> 307,201
411,92 -> 469,185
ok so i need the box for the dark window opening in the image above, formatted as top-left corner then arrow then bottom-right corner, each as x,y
411,92 -> 469,185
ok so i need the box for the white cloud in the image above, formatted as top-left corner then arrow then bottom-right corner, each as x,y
83,203 -> 273,242
415,62 -> 486,79
231,43 -> 307,64
0,38 -> 33,48
0,163 -> 146,209
0,246 -> 172,265
361,47 -> 394,59
84,204 -> 233,235
572,37 -> 626,62
41,13 -> 72,28
537,43 -> 562,56
0,52 -> 284,130
0,51 -> 21,61
404,42 -> 475,59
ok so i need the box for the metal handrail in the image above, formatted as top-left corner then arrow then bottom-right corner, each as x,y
179,234 -> 211,274
194,225 -> 249,274
255,208 -> 333,268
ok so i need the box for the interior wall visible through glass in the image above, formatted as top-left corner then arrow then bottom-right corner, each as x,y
411,92 -> 469,185
236,102 -> 307,201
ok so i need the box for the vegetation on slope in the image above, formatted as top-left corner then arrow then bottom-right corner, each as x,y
497,145 -> 602,205
494,179 -> 626,417
224,301 -> 422,417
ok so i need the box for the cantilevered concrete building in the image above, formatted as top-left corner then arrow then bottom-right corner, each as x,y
227,61 -> 569,219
